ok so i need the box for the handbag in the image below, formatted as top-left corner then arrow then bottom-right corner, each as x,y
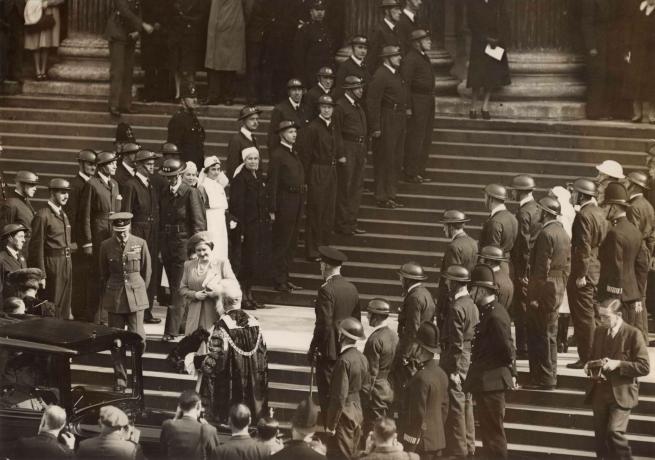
25,14 -> 55,33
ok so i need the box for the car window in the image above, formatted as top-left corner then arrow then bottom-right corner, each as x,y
0,348 -> 60,412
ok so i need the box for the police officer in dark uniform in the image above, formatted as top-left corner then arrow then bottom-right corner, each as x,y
158,158 -> 206,340
525,197 -> 571,390
362,298 -> 398,436
567,178 -> 607,369
225,106 -> 262,179
105,0 -> 154,116
308,246 -> 360,417
28,179 -> 73,320
401,29 -> 434,184
325,317 -> 368,460
124,149 -> 162,324
267,79 -> 313,153
334,36 -> 370,99
292,0 -> 336,88
480,183 -> 518,274
99,212 -> 151,391
396,261 -> 435,359
0,170 -> 38,259
268,120 -> 306,292
305,66 -> 336,120
0,224 -> 28,305
167,81 -> 206,171
333,76 -> 368,236
369,0 -> 402,70
367,45 -> 409,209
478,246 -> 514,311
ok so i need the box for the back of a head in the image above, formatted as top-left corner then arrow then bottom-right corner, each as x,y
373,417 -> 397,443
229,403 -> 251,431
178,390 -> 201,412
257,416 -> 279,441
42,405 -> 67,432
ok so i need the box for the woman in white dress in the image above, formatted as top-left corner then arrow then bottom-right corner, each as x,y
198,156 -> 230,260
24,0 -> 64,80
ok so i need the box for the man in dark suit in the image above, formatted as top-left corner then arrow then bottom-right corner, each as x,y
167,81 -> 206,172
160,390 -> 219,459
226,106 -> 262,179
244,0 -> 275,105
0,223 -> 27,305
369,0 -> 402,70
305,66 -> 336,120
585,297 -> 650,460
267,79 -> 313,153
1,0 -> 25,84
13,405 -> 74,459
334,36 -> 370,100
141,0 -> 173,102
308,246 -> 361,416
464,264 -> 517,460
401,322 -> 449,458
213,404 -> 269,460
478,246 -> 514,312
272,399 -> 325,459
480,183 -> 518,274
77,406 -> 145,459
114,128 -> 140,197
292,0 -> 336,88
0,170 -> 38,259
397,0 -> 425,50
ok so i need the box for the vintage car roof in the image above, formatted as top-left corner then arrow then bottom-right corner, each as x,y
0,318 -> 143,354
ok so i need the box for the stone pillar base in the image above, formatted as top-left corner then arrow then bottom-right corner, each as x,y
435,96 -> 585,120
426,49 -> 458,96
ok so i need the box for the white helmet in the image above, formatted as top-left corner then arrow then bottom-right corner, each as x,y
595,160 -> 624,179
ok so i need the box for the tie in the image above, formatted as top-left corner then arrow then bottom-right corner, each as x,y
119,239 -> 126,252
252,134 -> 257,147
170,187 -> 175,196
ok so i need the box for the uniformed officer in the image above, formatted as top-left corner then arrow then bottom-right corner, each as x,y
123,149 -> 162,324
480,183 -> 518,274
114,123 -> 140,194
401,322 -> 449,458
267,79 -> 313,153
28,179 -> 73,320
439,266 -> 478,459
396,261 -> 435,358
308,246 -> 361,417
292,0 -> 336,88
268,120 -> 306,292
0,224 -> 28,305
367,45 -> 409,209
305,66 -> 336,119
105,0 -> 154,116
401,29 -> 434,184
509,175 -> 541,359
0,170 -> 38,259
464,264 -> 517,460
362,298 -> 398,436
167,81 -> 206,172
225,106 -> 262,179
80,151 -> 122,324
325,317 -> 368,460
333,76 -> 368,236
158,158 -> 207,340
436,210 -> 478,326
369,0 -> 402,70
478,246 -> 514,311
396,0 -> 424,52
301,94 -> 339,261
65,150 -> 97,320
594,160 -> 624,206
525,197 -> 571,390
334,36 -> 371,100
99,212 -> 151,391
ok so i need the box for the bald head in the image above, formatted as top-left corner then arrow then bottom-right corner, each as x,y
41,405 -> 67,432
229,403 -> 251,431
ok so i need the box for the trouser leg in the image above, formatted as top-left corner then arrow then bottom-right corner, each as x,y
475,391 -> 507,460
162,255 -> 185,336
568,280 -> 598,362
71,251 -> 91,320
108,40 -> 125,109
348,145 -> 366,230
404,94 -> 432,177
109,313 -> 129,387
335,148 -> 354,232
327,412 -> 361,460
45,255 -> 73,320
316,356 -> 335,421
446,381 -> 468,456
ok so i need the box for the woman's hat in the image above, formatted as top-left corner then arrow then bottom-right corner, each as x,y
203,156 -> 221,171
188,231 -> 214,251
238,105 -> 262,121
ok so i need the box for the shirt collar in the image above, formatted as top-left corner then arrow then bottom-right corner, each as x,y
384,17 -> 395,30
490,203 -> 507,217
408,282 -> 422,293
450,229 -> 464,241
98,171 -> 110,185
609,317 -> 623,337
78,171 -> 91,182
325,273 -> 339,283
579,197 -> 597,210
47,200 -> 62,215
383,63 -> 397,74
403,8 -> 415,21
350,55 -> 363,66
122,161 -> 135,176
345,93 -> 357,106
289,98 -> 300,110
630,192 -> 644,200
280,140 -> 294,151
369,322 -> 389,334
6,246 -> 19,260
136,171 -> 149,186
340,343 -> 357,354
318,82 -> 330,94
491,265 -> 500,272
542,219 -> 560,230
240,126 -> 253,141
319,114 -> 331,126
519,194 -> 534,207
454,288 -> 469,300
170,180 -> 181,194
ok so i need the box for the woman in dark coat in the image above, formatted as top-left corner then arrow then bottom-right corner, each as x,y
622,0 -> 655,123
229,146 -> 271,310
466,0 -> 511,120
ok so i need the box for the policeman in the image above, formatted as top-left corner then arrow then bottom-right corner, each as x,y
28,179 -> 73,320
401,29 -> 435,184
439,266 -> 478,459
99,212 -> 151,392
0,224 -> 28,304
367,45 -> 408,209
292,0 -> 336,88
158,158 -> 206,340
369,0 -> 402,70
124,149 -> 162,324
401,322 -> 449,458
305,67 -> 336,119
396,261 -> 435,358
333,76 -> 368,237
525,197 -> 571,390
267,79 -> 312,153
325,317 -> 368,460
478,246 -> 514,311
0,170 -> 38,258
362,298 -> 398,436
480,183 -> 518,274
301,94 -> 338,261
464,264 -> 516,460
509,174 -> 540,359
594,160 -> 624,205
268,120 -> 306,292
335,36 -> 371,100
105,0 -> 154,116
308,246 -> 360,416
167,81 -> 206,172
436,210 -> 477,325
225,106 -> 262,179
80,151 -> 122,324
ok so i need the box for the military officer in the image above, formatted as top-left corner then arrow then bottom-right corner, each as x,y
480,183 -> 518,274
369,0 -> 402,70
367,45 -> 409,209
167,81 -> 206,172
333,76 -> 368,236
325,317 -> 368,460
305,67 -> 336,120
124,149 -> 162,324
509,175 -> 541,359
478,246 -> 514,311
525,197 -> 571,390
362,298 -> 398,436
334,36 -> 371,100
308,246 -> 360,417
401,29 -> 435,184
292,0 -> 336,88
99,212 -> 151,391
268,120 -> 306,292
0,170 -> 38,259
594,160 -> 624,206
158,158 -> 206,340
28,179 -> 73,320
105,0 -> 154,116
225,106 -> 262,179
439,266 -> 478,459
267,79 -> 312,153
0,224 -> 28,305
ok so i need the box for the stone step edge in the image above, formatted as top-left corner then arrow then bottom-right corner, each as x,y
504,403 -> 655,423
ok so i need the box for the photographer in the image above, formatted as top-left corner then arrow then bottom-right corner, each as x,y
13,405 -> 74,459
76,405 -> 145,460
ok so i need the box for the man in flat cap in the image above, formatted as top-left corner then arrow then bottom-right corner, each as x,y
28,179 -> 73,320
0,170 -> 38,258
272,399 -> 324,459
226,106 -> 262,179
267,79 -> 312,153
167,81 -> 206,172
293,0 -> 337,88
0,224 -> 28,306
335,36 -> 371,100
77,405 -> 144,459
305,67 -> 336,120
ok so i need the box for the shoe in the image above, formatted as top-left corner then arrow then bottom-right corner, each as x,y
109,107 -> 121,117
113,384 -> 126,393
287,281 -> 303,291
353,228 -> 367,235
389,199 -> 405,208
469,109 -> 478,120
631,114 -> 643,123
161,334 -> 176,342
566,360 -> 585,369
274,283 -> 291,293
416,175 -> 432,183
523,383 -> 555,391
376,200 -> 394,209
145,315 -> 161,324
649,118 -> 655,125
481,110 -> 491,120
404,175 -> 422,184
